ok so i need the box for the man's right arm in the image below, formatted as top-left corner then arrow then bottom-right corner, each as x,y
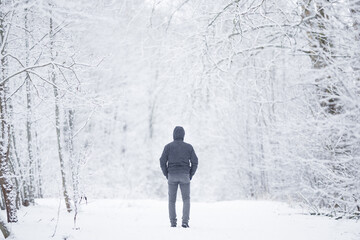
159,145 -> 169,179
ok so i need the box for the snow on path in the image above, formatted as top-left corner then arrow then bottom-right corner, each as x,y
8,199 -> 360,240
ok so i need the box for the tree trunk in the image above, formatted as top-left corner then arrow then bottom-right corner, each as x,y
0,85 -> 18,223
11,129 -> 29,207
34,129 -> 43,198
0,5 -> 18,223
7,96 -> 22,209
24,3 -> 35,205
301,0 -> 340,114
8,116 -> 26,207
0,216 -> 10,238
246,103 -> 256,198
68,110 -> 79,205
49,3 -> 72,213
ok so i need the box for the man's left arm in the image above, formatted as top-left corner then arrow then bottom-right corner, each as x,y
189,146 -> 198,180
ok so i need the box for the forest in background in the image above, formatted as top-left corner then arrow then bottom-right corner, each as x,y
0,0 -> 359,233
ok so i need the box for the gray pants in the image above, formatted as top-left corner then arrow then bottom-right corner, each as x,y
168,173 -> 190,225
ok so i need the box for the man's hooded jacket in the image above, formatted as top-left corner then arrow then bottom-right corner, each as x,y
160,126 -> 198,179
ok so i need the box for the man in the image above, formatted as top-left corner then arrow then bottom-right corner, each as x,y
160,126 -> 198,228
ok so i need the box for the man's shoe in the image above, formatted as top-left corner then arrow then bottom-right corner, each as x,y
171,223 -> 177,227
181,223 -> 189,228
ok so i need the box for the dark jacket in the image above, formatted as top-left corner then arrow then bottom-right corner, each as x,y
160,126 -> 198,179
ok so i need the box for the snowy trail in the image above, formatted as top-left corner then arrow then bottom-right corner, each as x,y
11,199 -> 360,240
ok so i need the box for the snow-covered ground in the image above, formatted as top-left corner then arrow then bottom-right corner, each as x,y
6,199 -> 360,240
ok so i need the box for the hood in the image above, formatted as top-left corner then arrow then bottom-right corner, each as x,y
173,126 -> 185,141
